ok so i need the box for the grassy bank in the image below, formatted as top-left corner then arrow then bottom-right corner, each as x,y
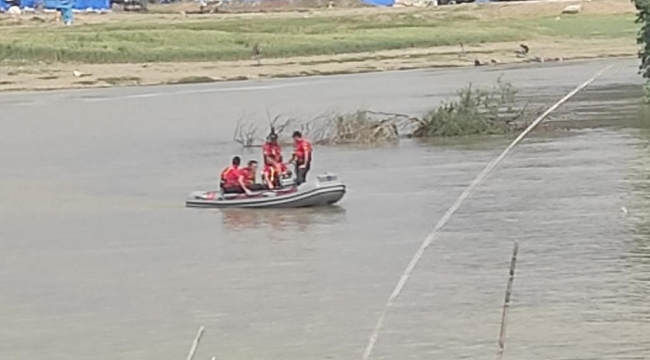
0,0 -> 637,64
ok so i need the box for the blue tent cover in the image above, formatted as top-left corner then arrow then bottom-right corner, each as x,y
1,0 -> 110,10
361,0 -> 394,6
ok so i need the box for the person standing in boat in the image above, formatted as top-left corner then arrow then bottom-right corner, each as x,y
263,129 -> 283,169
290,131 -> 312,185
262,128 -> 292,183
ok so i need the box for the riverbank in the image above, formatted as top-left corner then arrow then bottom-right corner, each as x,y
0,0 -> 638,92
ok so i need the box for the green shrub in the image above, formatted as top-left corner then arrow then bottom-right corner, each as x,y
633,0 -> 650,100
412,79 -> 527,137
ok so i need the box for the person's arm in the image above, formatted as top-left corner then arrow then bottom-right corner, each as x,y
275,146 -> 284,163
219,169 -> 227,187
238,174 -> 253,195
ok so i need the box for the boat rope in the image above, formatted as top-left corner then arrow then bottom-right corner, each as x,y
361,64 -> 614,360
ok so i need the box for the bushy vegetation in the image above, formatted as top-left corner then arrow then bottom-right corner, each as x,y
411,79 -> 527,137
633,0 -> 650,101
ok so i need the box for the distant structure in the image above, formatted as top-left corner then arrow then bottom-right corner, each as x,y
0,0 -> 110,12
361,0 -> 435,6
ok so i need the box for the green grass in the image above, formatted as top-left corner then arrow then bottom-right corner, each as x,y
513,14 -> 638,39
0,12 -> 637,64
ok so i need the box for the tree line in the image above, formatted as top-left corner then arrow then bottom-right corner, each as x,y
634,0 -> 650,100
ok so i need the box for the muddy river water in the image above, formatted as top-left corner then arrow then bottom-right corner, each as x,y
1,58 -> 649,360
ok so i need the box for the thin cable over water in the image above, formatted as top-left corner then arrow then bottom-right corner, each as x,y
361,64 -> 614,360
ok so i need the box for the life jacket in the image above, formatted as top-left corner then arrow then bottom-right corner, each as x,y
263,142 -> 283,165
220,165 -> 240,188
239,167 -> 256,186
293,138 -> 312,164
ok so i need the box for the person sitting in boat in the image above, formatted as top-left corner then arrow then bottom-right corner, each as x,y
262,161 -> 289,190
220,156 -> 245,194
290,131 -> 312,185
239,160 -> 268,192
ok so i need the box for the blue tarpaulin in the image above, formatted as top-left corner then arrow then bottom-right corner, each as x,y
361,0 -> 394,6
1,0 -> 110,11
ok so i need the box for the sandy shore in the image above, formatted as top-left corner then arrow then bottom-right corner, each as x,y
0,38 -> 638,92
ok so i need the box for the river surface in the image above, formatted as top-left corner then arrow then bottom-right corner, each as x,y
1,58 -> 650,360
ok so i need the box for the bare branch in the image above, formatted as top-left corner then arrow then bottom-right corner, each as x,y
233,116 -> 263,148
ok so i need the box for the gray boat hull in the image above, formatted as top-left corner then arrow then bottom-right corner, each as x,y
185,173 -> 346,209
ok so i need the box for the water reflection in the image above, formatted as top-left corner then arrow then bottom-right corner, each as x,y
625,127 -> 650,296
220,206 -> 347,232
548,84 -> 648,129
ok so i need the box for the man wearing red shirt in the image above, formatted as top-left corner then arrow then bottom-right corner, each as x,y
239,160 -> 267,192
262,133 -> 283,166
290,131 -> 312,185
220,156 -> 245,193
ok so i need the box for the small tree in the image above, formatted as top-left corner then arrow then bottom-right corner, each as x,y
633,0 -> 650,101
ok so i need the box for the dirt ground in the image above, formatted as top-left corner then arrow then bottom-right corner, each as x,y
0,38 -> 637,92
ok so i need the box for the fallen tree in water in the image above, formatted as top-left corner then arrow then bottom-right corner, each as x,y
233,79 -> 531,147
233,111 -> 412,146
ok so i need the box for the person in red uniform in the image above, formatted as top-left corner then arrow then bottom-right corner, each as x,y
220,156 -> 245,194
239,160 -> 267,192
262,162 -> 289,190
263,132 -> 283,167
290,131 -> 312,185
